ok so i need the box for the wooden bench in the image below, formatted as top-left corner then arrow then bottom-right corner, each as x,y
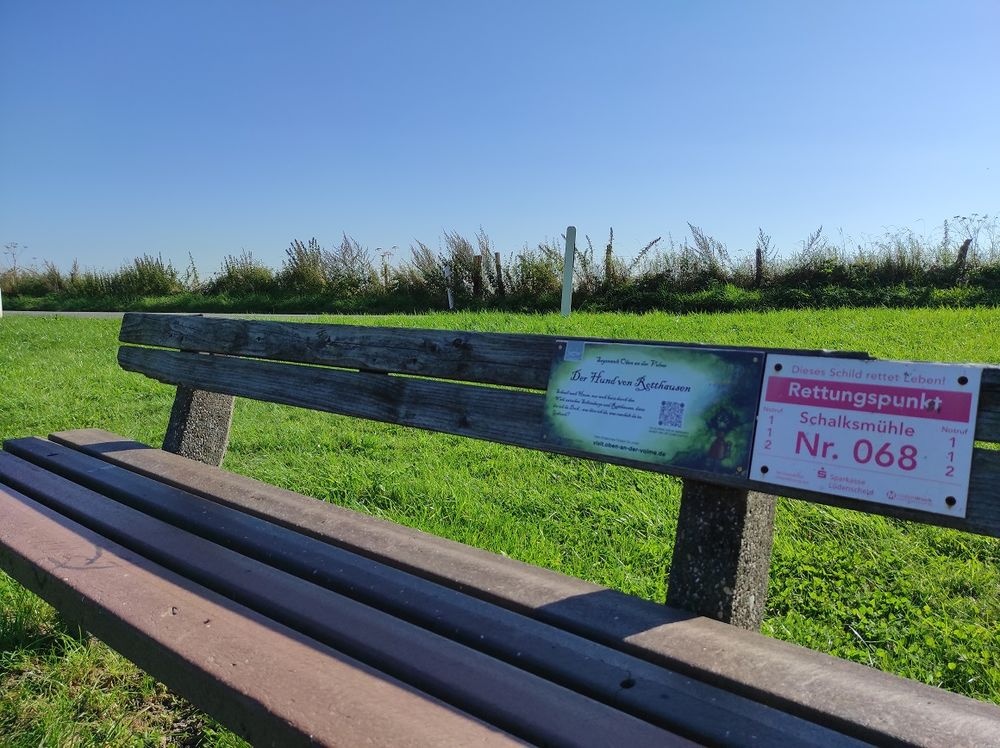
1,312 -> 998,746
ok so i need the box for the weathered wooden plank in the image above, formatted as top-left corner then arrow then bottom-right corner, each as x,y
119,313 -> 872,391
3,436 -> 860,746
115,348 -> 1000,536
115,345 -> 743,487
119,313 -> 1000,438
0,485 -> 521,748
0,450 -> 688,747
120,313 -> 556,389
977,367 -> 1000,441
43,429 -> 1000,746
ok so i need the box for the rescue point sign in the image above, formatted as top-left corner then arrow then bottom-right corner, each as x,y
750,355 -> 982,517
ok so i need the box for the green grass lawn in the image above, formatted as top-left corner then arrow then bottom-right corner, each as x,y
1,308 -> 999,745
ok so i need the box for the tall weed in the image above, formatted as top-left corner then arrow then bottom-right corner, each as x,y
209,251 -> 276,295
4,217 -> 999,313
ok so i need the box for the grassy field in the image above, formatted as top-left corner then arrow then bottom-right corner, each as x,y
1,308 -> 999,745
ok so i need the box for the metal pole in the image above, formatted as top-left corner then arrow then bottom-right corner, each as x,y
561,226 -> 576,317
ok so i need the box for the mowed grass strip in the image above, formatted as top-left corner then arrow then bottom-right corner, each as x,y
1,308 -> 998,745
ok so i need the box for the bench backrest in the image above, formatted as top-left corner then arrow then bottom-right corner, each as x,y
117,313 -> 1000,626
118,317 -> 853,470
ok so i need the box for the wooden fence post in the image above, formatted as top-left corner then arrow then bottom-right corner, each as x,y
494,252 -> 506,297
473,255 -> 483,298
666,480 -> 776,630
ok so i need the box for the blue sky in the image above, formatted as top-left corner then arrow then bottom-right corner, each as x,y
1,1 -> 997,274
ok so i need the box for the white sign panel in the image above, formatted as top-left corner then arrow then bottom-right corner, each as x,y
750,355 -> 982,517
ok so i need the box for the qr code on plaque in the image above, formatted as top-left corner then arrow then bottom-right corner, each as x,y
658,401 -> 684,428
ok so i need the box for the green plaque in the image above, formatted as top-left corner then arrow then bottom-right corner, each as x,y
542,340 -> 764,476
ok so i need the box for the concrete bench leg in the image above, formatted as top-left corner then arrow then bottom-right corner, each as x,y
666,480 -> 776,630
163,386 -> 234,467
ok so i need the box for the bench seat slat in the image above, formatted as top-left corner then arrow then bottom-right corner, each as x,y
46,428 -> 1000,747
0,450 -> 689,748
116,347 -> 1000,536
2,436 -> 860,746
0,485 -> 521,748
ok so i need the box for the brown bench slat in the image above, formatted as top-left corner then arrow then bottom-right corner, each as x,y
119,313 -> 1000,442
979,367 -> 1000,438
115,347 -> 1000,536
116,345 -> 739,486
118,344 -> 546,442
120,313 -> 557,389
0,485 -> 522,748
3,436 -> 862,746
47,428 -> 1000,746
119,313 -> 871,391
0,450 -> 690,748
